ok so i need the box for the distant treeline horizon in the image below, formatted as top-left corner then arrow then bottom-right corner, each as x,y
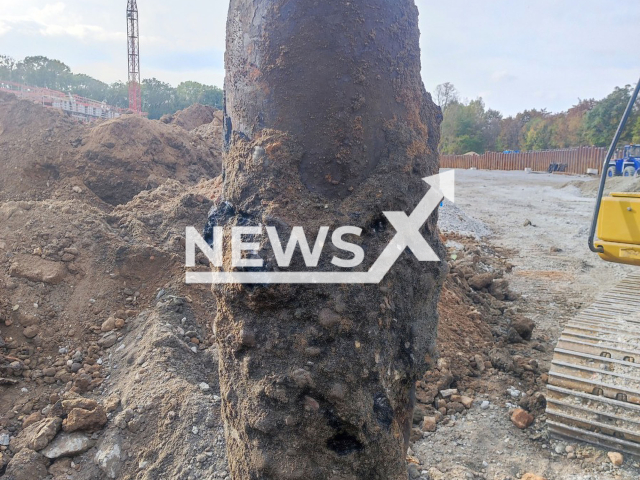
0,55 -> 223,120
1,55 -> 638,151
435,82 -> 640,155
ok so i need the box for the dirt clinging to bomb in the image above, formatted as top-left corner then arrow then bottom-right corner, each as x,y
215,1 -> 447,478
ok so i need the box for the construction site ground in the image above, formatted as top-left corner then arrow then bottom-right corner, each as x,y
416,170 -> 638,480
2,92 -> 640,480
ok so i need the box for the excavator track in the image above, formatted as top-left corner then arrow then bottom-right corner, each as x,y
547,274 -> 640,457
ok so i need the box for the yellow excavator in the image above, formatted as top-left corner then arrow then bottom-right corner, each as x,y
546,76 -> 640,456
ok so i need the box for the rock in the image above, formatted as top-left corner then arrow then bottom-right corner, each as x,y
473,354 -> 485,372
48,457 -> 74,476
607,451 -> 623,466
459,396 -> 474,409
507,387 -> 521,399
409,427 -> 422,443
512,316 -> 535,341
16,313 -> 39,327
4,448 -> 49,480
72,374 -> 94,393
198,382 -> 211,391
303,396 -> 320,412
511,408 -> 534,429
523,219 -> 532,227
63,405 -> 107,433
127,417 -> 142,433
40,432 -> 93,459
101,318 -> 116,332
318,308 -> 341,328
468,273 -> 493,290
72,186 -> 83,194
10,417 -> 62,452
104,395 -> 121,413
489,278 -> 511,300
291,368 -> 314,389
8,255 -> 67,284
507,327 -> 524,344
239,328 -> 256,347
490,348 -> 514,372
98,333 -> 117,348
62,397 -> 98,413
22,326 -> 39,339
328,383 -> 346,402
439,388 -> 458,398
480,400 -> 490,410
521,475 -> 546,480
22,412 -> 44,428
412,406 -> 426,424
94,432 -> 122,479
114,318 -> 125,329
422,416 -> 437,432
0,433 -> 10,446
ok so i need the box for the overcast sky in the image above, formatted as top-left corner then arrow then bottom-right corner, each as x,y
1,0 -> 638,116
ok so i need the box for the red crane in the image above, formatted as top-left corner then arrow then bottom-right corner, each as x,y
126,0 -> 141,113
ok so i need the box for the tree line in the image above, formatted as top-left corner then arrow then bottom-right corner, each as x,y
0,55 -> 223,119
435,82 -> 640,155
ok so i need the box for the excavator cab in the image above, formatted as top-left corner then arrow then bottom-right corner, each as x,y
596,192 -> 640,266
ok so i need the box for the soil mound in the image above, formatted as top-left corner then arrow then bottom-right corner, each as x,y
78,115 -> 220,205
0,92 -> 221,207
160,104 -> 221,132
563,176 -> 640,197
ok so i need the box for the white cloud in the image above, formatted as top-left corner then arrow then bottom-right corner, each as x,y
0,2 -> 121,42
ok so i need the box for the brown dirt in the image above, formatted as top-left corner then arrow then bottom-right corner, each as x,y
0,92 -> 550,480
0,94 -> 227,479
0,92 -> 221,207
160,103 -> 221,132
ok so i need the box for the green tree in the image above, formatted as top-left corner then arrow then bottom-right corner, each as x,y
0,55 -> 18,82
142,78 -> 177,119
481,108 -> 502,152
105,81 -> 129,109
583,86 -> 637,147
633,115 -> 640,144
69,74 -> 110,101
497,116 -> 523,151
199,85 -> 223,109
176,81 -> 223,110
19,56 -> 71,90
440,99 -> 485,154
549,99 -> 594,148
522,116 -> 552,150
